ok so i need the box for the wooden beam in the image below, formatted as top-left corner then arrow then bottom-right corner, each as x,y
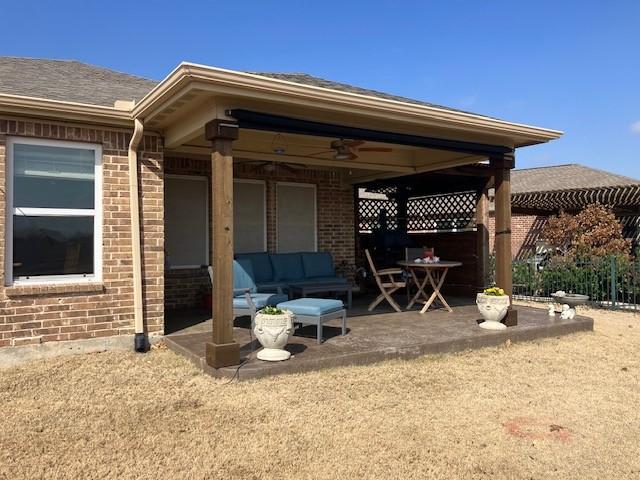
492,156 -> 517,326
204,119 -> 241,368
227,109 -> 514,156
476,186 -> 490,291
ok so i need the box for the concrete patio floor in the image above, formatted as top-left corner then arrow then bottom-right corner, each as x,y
164,297 -> 593,380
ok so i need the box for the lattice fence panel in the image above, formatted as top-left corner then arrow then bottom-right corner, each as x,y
407,191 -> 477,232
358,198 -> 398,232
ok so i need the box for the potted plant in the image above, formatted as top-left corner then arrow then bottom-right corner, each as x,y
199,285 -> 212,312
476,286 -> 509,330
254,306 -> 294,361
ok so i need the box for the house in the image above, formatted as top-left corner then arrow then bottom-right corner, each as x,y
0,56 -> 562,367
487,164 -> 640,258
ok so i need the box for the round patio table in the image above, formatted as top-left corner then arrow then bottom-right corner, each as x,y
397,260 -> 462,313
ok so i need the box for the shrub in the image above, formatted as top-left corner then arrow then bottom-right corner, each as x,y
543,203 -> 631,259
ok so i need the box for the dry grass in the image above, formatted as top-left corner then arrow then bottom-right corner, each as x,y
1,304 -> 640,479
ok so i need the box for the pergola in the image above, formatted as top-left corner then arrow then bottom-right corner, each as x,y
130,63 -> 562,368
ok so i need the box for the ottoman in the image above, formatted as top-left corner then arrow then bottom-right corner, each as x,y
276,298 -> 347,344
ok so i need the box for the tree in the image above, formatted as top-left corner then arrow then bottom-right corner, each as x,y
543,203 -> 631,258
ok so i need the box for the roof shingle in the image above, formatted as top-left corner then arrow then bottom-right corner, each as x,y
511,164 -> 640,195
0,57 -> 485,117
0,57 -> 158,107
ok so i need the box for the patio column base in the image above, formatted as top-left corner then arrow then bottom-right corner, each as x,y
504,308 -> 518,327
205,341 -> 240,368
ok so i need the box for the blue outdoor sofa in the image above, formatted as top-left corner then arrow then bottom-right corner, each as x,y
234,251 -> 347,294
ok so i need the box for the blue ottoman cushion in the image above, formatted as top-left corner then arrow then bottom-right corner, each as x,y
276,298 -> 344,316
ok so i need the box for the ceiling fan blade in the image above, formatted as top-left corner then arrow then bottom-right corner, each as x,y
307,149 -> 334,157
357,147 -> 393,152
242,160 -> 269,167
343,140 -> 365,148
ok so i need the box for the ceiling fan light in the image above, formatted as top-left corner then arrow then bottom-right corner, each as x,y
334,152 -> 351,160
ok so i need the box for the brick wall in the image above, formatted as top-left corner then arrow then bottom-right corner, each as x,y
488,212 -> 548,259
0,117 -> 164,347
164,157 -> 355,310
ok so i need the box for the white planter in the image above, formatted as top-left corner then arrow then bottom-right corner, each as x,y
476,293 -> 510,331
254,310 -> 294,361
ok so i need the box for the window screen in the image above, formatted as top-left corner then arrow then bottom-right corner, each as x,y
234,180 -> 266,253
165,176 -> 208,268
276,183 -> 316,252
8,141 -> 100,282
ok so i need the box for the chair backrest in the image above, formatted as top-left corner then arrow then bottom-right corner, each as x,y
233,259 -> 257,294
209,261 -> 257,295
405,247 -> 424,262
364,249 -> 379,279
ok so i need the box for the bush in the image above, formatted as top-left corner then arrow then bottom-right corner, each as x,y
543,203 -> 631,259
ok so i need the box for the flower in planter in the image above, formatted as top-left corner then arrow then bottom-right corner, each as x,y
483,286 -> 505,296
260,305 -> 285,315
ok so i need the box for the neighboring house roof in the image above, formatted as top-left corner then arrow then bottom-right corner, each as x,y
0,57 -> 158,107
511,164 -> 640,195
509,164 -> 640,211
0,56 -> 481,117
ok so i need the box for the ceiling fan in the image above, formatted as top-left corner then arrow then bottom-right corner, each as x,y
309,139 -> 393,161
241,160 -> 304,173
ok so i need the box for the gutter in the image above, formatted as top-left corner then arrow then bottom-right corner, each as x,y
132,63 -> 564,144
0,93 -> 132,127
128,118 -> 147,352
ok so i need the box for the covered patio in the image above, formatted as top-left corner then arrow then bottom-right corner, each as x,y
127,64 -> 574,371
164,298 -> 593,380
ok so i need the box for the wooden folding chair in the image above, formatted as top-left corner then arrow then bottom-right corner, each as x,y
364,249 -> 406,313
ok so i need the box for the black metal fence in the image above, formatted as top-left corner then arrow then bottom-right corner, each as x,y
512,256 -> 640,311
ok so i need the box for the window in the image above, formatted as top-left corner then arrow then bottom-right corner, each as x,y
234,180 -> 266,253
165,175 -> 209,268
6,138 -> 102,284
276,182 -> 317,252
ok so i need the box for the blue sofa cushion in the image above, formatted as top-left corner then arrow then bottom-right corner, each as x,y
270,253 -> 305,282
301,252 -> 335,278
288,276 -> 348,286
277,298 -> 344,316
234,293 -> 288,310
255,281 -> 290,293
235,252 -> 273,283
233,259 -> 257,294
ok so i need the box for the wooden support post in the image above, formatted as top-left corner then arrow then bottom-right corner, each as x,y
205,119 -> 240,368
475,186 -> 490,291
491,154 -> 518,326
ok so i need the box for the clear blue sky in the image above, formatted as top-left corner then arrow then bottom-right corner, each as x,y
3,1 -> 639,177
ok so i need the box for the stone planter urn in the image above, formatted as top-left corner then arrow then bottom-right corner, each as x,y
254,307 -> 294,361
476,289 -> 510,331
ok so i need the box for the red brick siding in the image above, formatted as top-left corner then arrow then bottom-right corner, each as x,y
164,158 -> 355,310
0,117 -> 164,347
488,213 -> 548,259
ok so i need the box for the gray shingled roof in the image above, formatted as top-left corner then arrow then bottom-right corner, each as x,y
511,164 -> 640,195
252,72 -> 476,115
0,57 -> 158,106
0,57 -> 481,116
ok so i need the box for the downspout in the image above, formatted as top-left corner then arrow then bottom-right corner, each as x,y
128,118 -> 147,352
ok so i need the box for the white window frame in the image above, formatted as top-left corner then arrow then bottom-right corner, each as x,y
165,174 -> 209,270
234,178 -> 267,252
5,137 -> 103,285
275,181 -> 317,252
